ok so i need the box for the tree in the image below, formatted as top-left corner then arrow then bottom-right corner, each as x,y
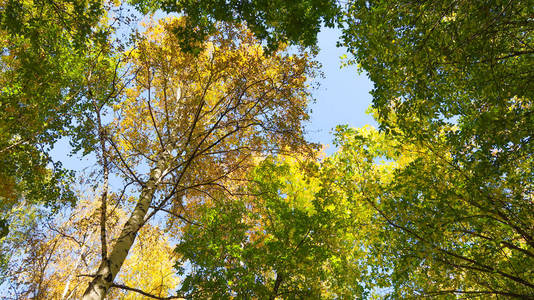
2,195 -> 179,299
333,123 -> 534,298
0,0 -> 121,284
81,17 -> 316,299
0,0 -> 111,239
341,0 -> 533,193
338,1 -> 533,297
175,154 -> 370,299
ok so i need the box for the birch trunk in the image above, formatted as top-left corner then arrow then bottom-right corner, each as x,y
82,166 -> 163,300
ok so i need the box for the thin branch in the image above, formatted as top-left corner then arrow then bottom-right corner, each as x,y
366,194 -> 534,289
152,207 -> 202,227
145,66 -> 166,151
107,135 -> 143,185
77,274 -> 97,278
110,283 -> 184,299
0,138 -> 29,153
423,289 -> 533,299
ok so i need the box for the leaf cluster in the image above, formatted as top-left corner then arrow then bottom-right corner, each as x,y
128,0 -> 341,52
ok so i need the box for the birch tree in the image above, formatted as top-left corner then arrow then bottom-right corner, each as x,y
3,195 -> 179,299
81,17 -> 316,299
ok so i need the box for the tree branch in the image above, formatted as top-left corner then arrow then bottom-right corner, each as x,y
110,283 -> 184,299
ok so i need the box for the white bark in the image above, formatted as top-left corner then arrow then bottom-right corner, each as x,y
61,243 -> 87,299
82,166 -> 163,300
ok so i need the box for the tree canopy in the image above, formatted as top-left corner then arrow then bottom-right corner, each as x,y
80,17 -> 318,299
129,0 -> 341,52
339,2 -> 534,296
333,123 -> 534,298
1,0 -> 532,299
175,154 -> 370,298
0,0 -> 117,279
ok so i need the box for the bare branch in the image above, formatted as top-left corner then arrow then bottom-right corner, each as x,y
110,283 -> 185,299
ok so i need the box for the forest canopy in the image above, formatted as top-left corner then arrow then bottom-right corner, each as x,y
0,0 -> 532,299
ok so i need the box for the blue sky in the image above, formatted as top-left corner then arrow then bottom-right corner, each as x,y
305,27 -> 375,153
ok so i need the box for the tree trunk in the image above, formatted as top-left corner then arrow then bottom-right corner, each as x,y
82,166 -> 163,300
270,273 -> 283,300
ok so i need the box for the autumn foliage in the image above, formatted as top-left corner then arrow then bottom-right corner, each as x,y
1,0 -> 532,299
